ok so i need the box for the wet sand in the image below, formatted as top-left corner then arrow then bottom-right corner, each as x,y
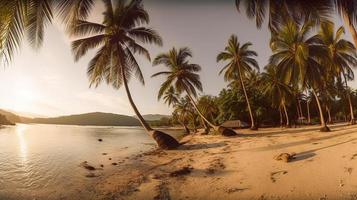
81,123 -> 357,200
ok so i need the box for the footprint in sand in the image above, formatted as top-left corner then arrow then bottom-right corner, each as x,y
206,157 -> 225,174
344,167 -> 353,174
270,170 -> 288,183
351,153 -> 357,160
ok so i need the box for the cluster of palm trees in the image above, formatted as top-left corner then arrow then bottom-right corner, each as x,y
0,0 -> 357,149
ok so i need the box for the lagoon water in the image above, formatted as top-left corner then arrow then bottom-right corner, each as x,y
0,124 -> 182,200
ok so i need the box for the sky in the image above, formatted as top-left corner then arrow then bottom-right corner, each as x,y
0,0 -> 354,118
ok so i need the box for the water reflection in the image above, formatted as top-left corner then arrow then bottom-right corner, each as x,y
16,124 -> 28,164
0,124 -> 183,199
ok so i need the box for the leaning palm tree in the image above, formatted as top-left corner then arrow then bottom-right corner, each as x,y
313,21 -> 357,124
270,17 -> 330,132
152,47 -> 237,136
217,35 -> 259,130
71,0 -> 180,149
261,65 -> 292,127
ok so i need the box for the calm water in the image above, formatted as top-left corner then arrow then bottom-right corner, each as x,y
0,124 -> 182,200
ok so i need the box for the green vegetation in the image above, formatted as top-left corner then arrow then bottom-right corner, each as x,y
152,47 -> 237,136
217,35 -> 259,130
1,0 -> 357,149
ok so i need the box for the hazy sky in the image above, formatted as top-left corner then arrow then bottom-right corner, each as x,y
0,0 -> 354,117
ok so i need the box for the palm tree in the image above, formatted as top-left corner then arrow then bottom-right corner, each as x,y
173,96 -> 195,134
334,0 -> 357,47
304,91 -> 313,124
217,35 -> 259,130
0,0 -> 94,65
71,0 -> 180,149
197,95 -> 219,134
152,47 -> 237,136
313,21 -> 357,124
162,86 -> 180,107
270,18 -> 330,132
261,65 -> 292,127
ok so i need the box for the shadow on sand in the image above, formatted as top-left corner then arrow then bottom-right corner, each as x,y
179,142 -> 227,150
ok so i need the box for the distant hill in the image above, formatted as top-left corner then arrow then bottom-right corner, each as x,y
137,114 -> 171,121
0,109 -> 25,123
0,114 -> 15,125
28,112 -> 141,126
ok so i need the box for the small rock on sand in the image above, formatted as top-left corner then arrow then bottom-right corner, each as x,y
169,166 -> 193,177
111,162 -> 118,166
98,139 -> 103,142
80,161 -> 96,171
274,153 -> 296,162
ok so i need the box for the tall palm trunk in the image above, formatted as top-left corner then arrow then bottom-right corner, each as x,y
312,89 -> 330,132
347,93 -> 355,124
342,10 -> 357,48
307,100 -> 311,124
200,118 -> 210,135
121,67 -> 180,149
282,101 -> 289,127
296,101 -> 301,119
326,106 -> 332,124
343,74 -> 355,125
296,102 -> 301,124
298,100 -> 304,119
279,106 -> 283,127
184,89 -> 236,136
238,67 -> 256,129
182,123 -> 190,134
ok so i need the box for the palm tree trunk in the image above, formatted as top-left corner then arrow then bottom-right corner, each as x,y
121,67 -> 179,149
200,118 -> 209,135
312,89 -> 330,132
298,100 -> 304,119
296,102 -> 301,125
343,74 -> 355,125
238,67 -> 255,129
279,106 -> 283,127
183,124 -> 190,134
307,100 -> 311,124
326,106 -> 332,124
348,94 -> 355,124
282,101 -> 289,127
343,10 -> 357,48
122,70 -> 152,132
184,89 -> 236,136
185,91 -> 216,128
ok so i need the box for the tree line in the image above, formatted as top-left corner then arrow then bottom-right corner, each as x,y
0,0 -> 356,149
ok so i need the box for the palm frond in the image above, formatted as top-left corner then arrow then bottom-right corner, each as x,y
26,0 -> 54,49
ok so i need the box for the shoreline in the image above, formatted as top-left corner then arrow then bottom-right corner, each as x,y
82,123 -> 357,200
